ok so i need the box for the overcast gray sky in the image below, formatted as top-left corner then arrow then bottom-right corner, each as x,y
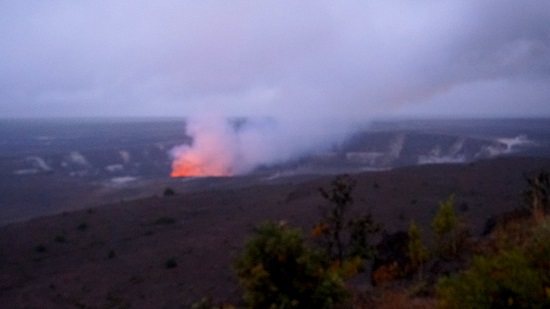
1,1 -> 549,119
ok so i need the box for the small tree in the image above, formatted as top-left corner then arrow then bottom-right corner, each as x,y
235,222 -> 348,309
317,175 -> 356,262
348,214 -> 382,261
524,170 -> 550,223
437,218 -> 550,309
431,195 -> 459,257
438,250 -> 545,309
315,175 -> 382,265
408,220 -> 430,277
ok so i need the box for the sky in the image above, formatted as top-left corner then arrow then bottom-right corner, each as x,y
1,1 -> 550,120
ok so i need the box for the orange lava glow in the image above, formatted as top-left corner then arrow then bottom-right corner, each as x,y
170,154 -> 231,177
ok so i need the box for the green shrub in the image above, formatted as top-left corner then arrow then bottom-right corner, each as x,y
408,221 -> 429,274
348,214 -> 382,261
437,250 -> 547,309
437,218 -> 550,309
432,196 -> 456,237
523,170 -> 550,222
315,175 -> 382,264
235,222 -> 348,309
526,219 -> 550,289
317,175 -> 356,262
431,195 -> 469,257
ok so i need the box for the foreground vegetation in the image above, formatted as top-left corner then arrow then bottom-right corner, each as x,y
437,184 -> 550,308
194,171 -> 550,308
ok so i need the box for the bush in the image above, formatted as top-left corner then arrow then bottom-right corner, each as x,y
315,175 -> 382,264
235,222 -> 348,309
371,231 -> 410,285
526,219 -> 550,289
372,261 -> 400,286
437,250 -> 546,309
163,187 -> 176,197
407,221 -> 429,275
523,170 -> 550,222
317,175 -> 356,262
437,218 -> 550,309
431,196 -> 457,243
348,214 -> 382,261
431,195 -> 468,258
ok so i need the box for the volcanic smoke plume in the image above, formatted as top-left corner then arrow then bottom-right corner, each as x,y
169,115 -> 354,177
170,117 -> 238,177
169,116 -> 278,177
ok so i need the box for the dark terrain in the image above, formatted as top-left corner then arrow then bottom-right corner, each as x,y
1,157 -> 550,308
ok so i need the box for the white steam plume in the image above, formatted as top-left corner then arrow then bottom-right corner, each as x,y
169,114 -> 361,176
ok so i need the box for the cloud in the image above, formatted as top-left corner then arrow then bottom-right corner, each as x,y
0,0 -> 549,119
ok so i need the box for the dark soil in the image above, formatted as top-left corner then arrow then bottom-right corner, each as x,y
1,157 -> 550,308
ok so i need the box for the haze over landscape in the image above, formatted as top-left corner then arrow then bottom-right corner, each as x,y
2,1 -> 549,120
2,1 -> 549,178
